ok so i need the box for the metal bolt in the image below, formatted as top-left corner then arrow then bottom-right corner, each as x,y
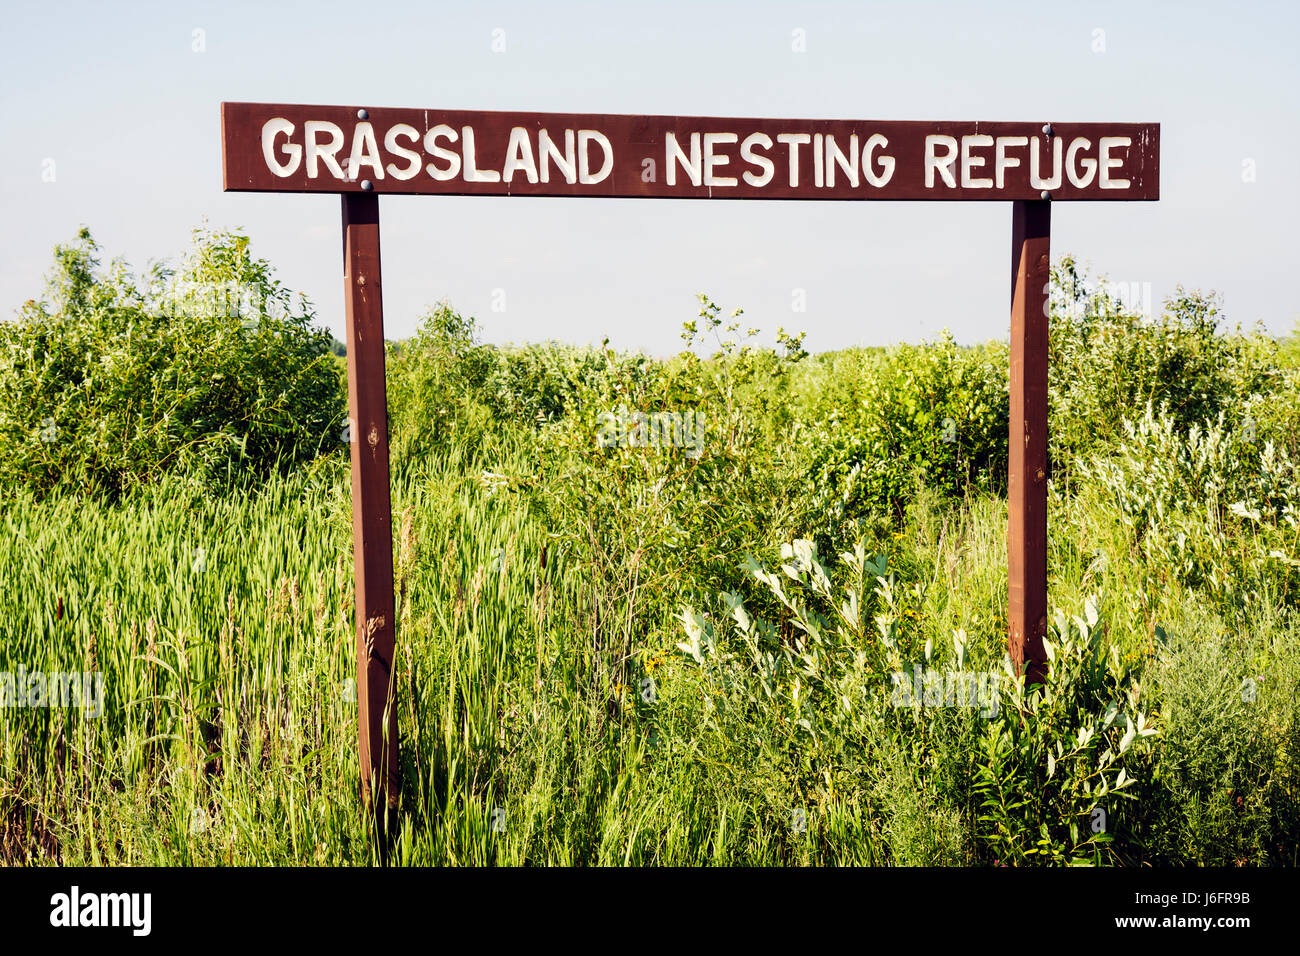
360,180 -> 373,191
357,109 -> 369,120
1042,123 -> 1053,137
1040,190 -> 1051,200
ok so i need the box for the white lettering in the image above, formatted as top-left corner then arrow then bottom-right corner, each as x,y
383,123 -> 421,180
502,127 -> 538,184
578,130 -> 613,184
740,132 -> 774,187
825,133 -> 858,188
925,135 -> 958,188
1099,135 -> 1131,189
303,121 -> 345,179
424,124 -> 461,181
994,135 -> 1028,189
261,118 -> 301,177
776,132 -> 811,187
863,133 -> 895,187
666,132 -> 701,187
539,129 -> 576,184
703,132 -> 738,187
461,126 -> 501,183
346,122 -> 385,181
961,134 -> 993,188
1066,136 -> 1097,188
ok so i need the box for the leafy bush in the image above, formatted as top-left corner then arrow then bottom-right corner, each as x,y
1078,405 -> 1300,618
1049,257 -> 1279,480
789,332 -> 1009,549
971,602 -> 1157,865
386,303 -> 496,467
386,304 -> 664,472
0,227 -> 344,498
480,342 -> 619,423
675,537 -> 1158,865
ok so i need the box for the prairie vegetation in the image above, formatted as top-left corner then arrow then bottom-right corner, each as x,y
3,229 -> 1298,865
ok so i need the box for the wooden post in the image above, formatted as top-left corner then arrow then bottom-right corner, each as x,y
1008,199 -> 1051,688
342,192 -> 399,858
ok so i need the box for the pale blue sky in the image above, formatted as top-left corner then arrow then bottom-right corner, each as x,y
2,0 -> 1296,353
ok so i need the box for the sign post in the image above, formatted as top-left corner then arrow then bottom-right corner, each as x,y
340,190 -> 399,856
1008,199 -> 1052,688
222,103 -> 1158,854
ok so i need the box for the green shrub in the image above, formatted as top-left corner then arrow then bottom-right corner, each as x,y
1049,257 -> 1278,480
0,226 -> 344,498
674,537 -> 1158,865
386,303 -> 496,468
386,304 -> 664,472
1077,405 -> 1300,619
790,332 -> 1009,549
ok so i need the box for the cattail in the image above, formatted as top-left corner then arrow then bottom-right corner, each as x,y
313,572 -> 327,629
443,536 -> 459,584
471,564 -> 486,611
453,578 -> 465,630
399,507 -> 416,571
336,552 -> 351,627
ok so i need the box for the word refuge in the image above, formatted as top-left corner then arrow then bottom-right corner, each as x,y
223,106 -> 1160,202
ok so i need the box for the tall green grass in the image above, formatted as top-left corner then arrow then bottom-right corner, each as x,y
7,441 -> 1297,864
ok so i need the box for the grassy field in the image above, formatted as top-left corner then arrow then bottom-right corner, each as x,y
3,232 -> 1300,865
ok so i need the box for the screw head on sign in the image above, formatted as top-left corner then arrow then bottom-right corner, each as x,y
360,180 -> 373,191
1042,123 -> 1053,137
1040,190 -> 1051,200
357,108 -> 369,120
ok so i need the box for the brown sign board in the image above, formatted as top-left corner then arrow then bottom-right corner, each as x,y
222,102 -> 1159,202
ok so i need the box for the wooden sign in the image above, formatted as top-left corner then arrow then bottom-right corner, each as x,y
223,103 -> 1159,202
221,101 -> 1159,862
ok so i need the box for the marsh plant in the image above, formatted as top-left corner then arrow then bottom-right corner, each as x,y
4,227 -> 1300,866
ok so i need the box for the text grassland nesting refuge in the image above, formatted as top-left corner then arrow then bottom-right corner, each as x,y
222,104 -> 1159,201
